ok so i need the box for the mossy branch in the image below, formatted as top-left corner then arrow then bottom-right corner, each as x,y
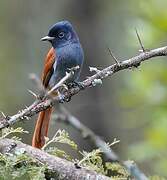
0,138 -> 111,180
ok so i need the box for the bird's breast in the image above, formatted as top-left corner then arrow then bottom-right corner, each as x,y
49,42 -> 84,87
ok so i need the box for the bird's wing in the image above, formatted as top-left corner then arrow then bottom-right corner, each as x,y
32,47 -> 56,149
42,47 -> 56,88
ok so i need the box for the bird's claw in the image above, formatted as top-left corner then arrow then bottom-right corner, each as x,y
60,84 -> 68,91
58,84 -> 69,93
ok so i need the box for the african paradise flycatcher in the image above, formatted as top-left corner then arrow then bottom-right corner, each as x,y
32,21 -> 84,148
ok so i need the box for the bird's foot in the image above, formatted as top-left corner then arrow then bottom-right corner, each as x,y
58,84 -> 69,94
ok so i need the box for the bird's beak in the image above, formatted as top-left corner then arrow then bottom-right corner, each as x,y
40,36 -> 55,41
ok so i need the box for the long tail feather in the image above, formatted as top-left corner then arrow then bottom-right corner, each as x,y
32,107 -> 52,148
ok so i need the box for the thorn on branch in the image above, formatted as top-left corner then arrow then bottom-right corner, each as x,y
135,28 -> 145,53
107,47 -> 120,66
29,73 -> 45,95
0,111 -> 7,118
0,111 -> 10,120
28,89 -> 38,98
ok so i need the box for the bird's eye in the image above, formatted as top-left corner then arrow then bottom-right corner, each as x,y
58,31 -> 65,39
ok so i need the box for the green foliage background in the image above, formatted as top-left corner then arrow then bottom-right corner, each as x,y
121,0 -> 167,176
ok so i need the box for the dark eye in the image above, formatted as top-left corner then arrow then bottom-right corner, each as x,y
58,31 -> 65,39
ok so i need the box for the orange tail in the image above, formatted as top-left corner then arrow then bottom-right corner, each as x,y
32,107 -> 52,148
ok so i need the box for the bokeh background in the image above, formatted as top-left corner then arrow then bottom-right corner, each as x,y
0,0 -> 167,177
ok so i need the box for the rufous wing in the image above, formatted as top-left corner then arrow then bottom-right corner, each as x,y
42,47 -> 56,88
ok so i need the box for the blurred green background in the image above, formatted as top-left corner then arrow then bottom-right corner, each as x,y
0,0 -> 167,177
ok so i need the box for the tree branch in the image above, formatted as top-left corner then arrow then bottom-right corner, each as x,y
53,105 -> 148,180
53,106 -> 119,162
0,45 -> 167,130
0,138 -> 110,180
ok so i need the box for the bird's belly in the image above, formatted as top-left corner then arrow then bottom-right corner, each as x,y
48,59 -> 81,87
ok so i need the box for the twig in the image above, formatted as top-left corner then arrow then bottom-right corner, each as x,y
0,45 -> 167,130
0,138 -> 110,180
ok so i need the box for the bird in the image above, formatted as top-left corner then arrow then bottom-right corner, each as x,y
32,21 -> 84,148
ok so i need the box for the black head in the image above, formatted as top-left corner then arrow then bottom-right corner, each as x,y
41,21 -> 79,48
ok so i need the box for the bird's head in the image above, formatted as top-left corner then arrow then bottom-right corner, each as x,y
41,21 -> 79,48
